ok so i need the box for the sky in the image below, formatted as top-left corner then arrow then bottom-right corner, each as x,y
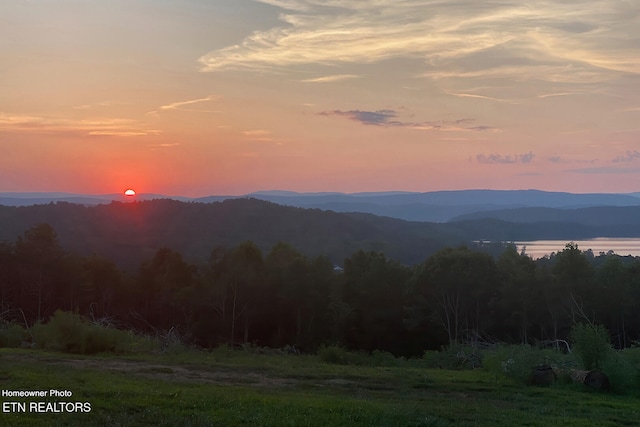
1,0 -> 640,196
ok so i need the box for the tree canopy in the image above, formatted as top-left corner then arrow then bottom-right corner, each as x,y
2,224 -> 640,356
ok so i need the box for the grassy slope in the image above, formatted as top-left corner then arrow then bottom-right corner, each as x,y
0,348 -> 638,426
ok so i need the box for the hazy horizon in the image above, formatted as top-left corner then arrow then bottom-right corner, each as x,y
2,187 -> 640,199
2,1 -> 639,196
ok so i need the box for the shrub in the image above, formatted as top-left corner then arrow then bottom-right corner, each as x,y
210,343 -> 235,359
318,345 -> 351,365
317,345 -> 368,365
31,310 -> 131,354
129,332 -> 161,353
600,348 -> 640,394
85,325 -> 131,354
600,353 -> 635,394
0,323 -> 25,348
483,344 -> 572,385
619,346 -> 640,369
423,344 -> 482,370
370,350 -> 399,367
570,323 -> 613,371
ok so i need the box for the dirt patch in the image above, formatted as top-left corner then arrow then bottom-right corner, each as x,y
3,352 -> 401,394
2,352 -> 302,389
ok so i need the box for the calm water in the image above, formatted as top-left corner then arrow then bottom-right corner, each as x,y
515,238 -> 640,259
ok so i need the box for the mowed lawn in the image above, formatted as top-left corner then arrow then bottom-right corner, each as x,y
0,348 -> 638,426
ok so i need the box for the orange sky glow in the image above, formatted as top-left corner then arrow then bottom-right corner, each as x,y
2,1 -> 640,196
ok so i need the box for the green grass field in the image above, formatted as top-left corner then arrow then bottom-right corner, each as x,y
0,347 -> 638,426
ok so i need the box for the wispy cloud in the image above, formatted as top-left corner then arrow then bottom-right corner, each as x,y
320,108 -> 495,132
72,101 -> 114,110
447,92 -> 517,104
538,92 -> 575,99
300,74 -> 360,83
243,129 -> 275,142
320,109 -> 399,126
199,0 -> 639,85
0,112 -> 158,137
422,63 -> 611,85
0,113 -> 46,126
548,156 -> 568,163
88,130 -> 160,137
477,152 -> 534,164
159,96 -> 219,113
612,150 -> 640,163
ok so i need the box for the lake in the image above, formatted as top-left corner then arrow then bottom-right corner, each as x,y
514,238 -> 640,259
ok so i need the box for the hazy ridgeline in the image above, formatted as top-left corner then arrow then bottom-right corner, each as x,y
2,219 -> 640,356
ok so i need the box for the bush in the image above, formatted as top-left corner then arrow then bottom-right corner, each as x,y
31,310 -> 131,354
0,323 -> 25,348
129,332 -> 161,353
317,345 -> 351,365
600,348 -> 640,394
619,347 -> 640,371
210,343 -> 235,358
570,323 -> 613,371
600,353 -> 635,394
317,345 -> 368,365
483,345 -> 572,385
422,344 -> 482,370
85,325 -> 131,354
36,310 -> 83,352
370,350 -> 400,367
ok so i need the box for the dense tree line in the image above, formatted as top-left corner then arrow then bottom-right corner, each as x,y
2,224 -> 640,356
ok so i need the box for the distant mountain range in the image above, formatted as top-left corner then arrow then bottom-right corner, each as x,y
3,189 -> 640,222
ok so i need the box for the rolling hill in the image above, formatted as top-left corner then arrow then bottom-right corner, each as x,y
2,192 -> 640,268
451,205 -> 640,236
0,199 -> 462,268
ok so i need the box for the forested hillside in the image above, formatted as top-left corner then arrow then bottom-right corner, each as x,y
2,198 -> 640,269
452,206 -> 640,236
0,199 -> 464,268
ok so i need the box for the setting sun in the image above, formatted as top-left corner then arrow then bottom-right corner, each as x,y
124,189 -> 136,196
